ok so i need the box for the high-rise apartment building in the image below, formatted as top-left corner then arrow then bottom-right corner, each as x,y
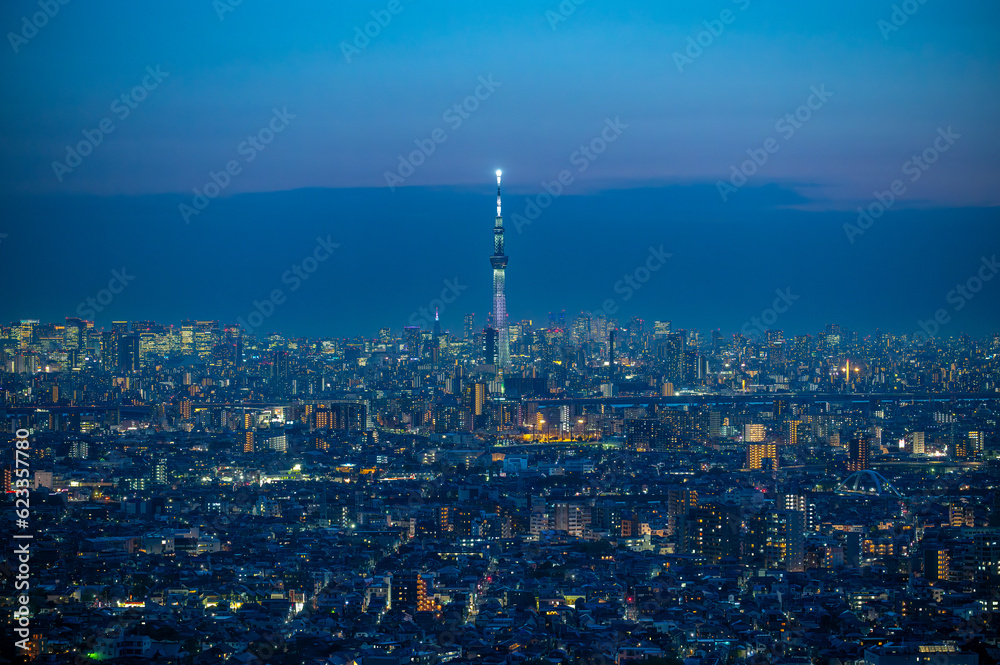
747,442 -> 779,471
848,433 -> 871,471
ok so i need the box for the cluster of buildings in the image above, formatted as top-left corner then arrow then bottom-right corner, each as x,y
2,181 -> 999,664
1,312 -> 999,665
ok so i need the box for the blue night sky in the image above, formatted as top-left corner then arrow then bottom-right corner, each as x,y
1,1 -> 998,338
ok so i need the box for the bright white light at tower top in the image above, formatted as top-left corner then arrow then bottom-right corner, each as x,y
495,170 -> 502,215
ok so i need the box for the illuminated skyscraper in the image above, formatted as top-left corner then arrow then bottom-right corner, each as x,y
404,325 -> 421,358
101,331 -> 118,372
63,317 -> 85,351
194,320 -> 218,359
19,319 -> 38,350
490,170 -> 510,371
180,322 -> 195,355
464,313 -> 475,340
119,335 -> 140,374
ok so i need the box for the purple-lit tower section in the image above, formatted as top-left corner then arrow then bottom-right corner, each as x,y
491,170 -> 511,370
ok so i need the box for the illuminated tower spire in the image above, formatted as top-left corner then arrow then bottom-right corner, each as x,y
491,169 -> 511,370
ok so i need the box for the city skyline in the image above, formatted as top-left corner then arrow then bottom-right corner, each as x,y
2,2 -> 999,342
2,185 -> 999,339
3,3 -> 1000,662
4,313 -> 999,349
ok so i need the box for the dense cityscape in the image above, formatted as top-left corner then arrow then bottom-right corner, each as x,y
2,307 -> 999,663
4,133 -> 1000,665
4,2 -> 1000,665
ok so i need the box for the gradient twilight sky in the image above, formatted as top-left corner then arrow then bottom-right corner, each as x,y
1,1 -> 999,338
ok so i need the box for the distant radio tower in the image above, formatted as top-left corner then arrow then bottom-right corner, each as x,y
491,170 -> 511,371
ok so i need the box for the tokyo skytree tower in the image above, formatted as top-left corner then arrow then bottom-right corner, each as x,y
490,170 -> 511,370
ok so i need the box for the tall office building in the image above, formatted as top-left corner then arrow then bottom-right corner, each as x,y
572,314 -> 591,343
825,323 -> 842,350
432,307 -> 442,337
193,320 -> 218,359
490,170 -> 510,370
62,317 -> 87,370
224,324 -> 243,369
608,328 -> 618,370
792,334 -> 811,362
660,333 -> 685,384
19,319 -> 38,350
707,328 -> 720,352
463,313 -> 475,340
63,317 -> 85,351
629,316 -> 645,351
270,349 -> 289,390
404,326 -> 421,358
119,335 -> 140,374
138,332 -> 157,368
101,331 -> 118,372
180,322 -> 195,356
